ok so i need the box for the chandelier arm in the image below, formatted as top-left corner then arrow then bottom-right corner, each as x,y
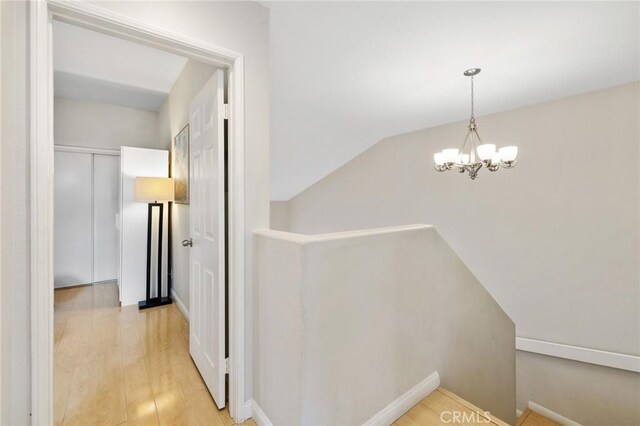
459,128 -> 472,157
474,129 -> 483,145
473,129 -> 484,165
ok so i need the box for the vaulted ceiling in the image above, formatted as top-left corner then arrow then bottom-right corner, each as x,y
268,2 -> 639,200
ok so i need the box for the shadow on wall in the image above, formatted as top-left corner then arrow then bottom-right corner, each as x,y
253,224 -> 516,425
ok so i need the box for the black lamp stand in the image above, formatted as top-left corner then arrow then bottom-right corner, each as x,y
138,202 -> 173,309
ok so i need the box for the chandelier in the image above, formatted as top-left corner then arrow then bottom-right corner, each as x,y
433,68 -> 518,179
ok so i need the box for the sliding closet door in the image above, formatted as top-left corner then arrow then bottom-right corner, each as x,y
54,151 -> 93,287
93,154 -> 120,283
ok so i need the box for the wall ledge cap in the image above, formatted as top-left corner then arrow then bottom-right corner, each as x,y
254,224 -> 434,244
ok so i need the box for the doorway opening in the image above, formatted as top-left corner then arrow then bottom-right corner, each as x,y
52,17 -> 231,425
32,2 -> 247,423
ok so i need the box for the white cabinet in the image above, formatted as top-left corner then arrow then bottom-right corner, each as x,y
119,147 -> 169,306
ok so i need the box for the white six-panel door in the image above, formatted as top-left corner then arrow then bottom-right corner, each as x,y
188,70 -> 226,409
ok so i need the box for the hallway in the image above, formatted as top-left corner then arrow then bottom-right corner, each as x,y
54,283 -> 251,426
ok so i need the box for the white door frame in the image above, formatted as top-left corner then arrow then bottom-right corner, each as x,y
29,1 -> 246,423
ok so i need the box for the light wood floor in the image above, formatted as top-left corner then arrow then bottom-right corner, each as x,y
393,388 -> 560,426
394,388 -> 510,426
54,282 -> 255,426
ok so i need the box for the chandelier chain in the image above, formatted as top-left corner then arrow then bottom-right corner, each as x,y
470,75 -> 475,120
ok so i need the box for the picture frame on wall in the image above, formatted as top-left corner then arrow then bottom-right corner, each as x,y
172,124 -> 190,204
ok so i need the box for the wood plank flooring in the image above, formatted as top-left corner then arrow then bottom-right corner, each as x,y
394,388 -> 510,426
393,388 -> 559,426
54,282 -> 255,426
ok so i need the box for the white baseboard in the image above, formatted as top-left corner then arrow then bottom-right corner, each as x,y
54,279 -> 116,289
54,283 -> 90,289
250,400 -> 273,426
244,400 -> 252,421
516,337 -> 640,373
529,402 -> 582,426
249,372 -> 440,426
516,409 -> 523,418
171,289 -> 189,322
363,371 -> 440,426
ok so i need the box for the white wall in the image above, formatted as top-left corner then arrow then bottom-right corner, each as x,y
283,82 -> 640,423
156,59 -> 216,312
254,225 -> 515,425
269,200 -> 289,231
253,230 -> 304,424
0,0 -> 3,411
54,96 -> 159,149
517,351 -> 640,425
1,2 -> 30,423
0,1 -> 269,419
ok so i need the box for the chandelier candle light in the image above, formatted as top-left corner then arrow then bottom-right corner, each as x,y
433,68 -> 518,179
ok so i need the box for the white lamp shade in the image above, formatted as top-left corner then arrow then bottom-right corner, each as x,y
476,144 -> 496,160
498,146 -> 518,161
433,152 -> 445,165
135,177 -> 175,202
442,148 -> 459,163
491,152 -> 501,164
458,154 -> 470,165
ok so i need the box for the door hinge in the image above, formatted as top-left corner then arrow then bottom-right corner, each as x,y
225,357 -> 230,374
223,104 -> 230,120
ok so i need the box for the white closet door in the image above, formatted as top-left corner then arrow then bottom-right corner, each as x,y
93,154 -> 120,283
54,151 -> 93,287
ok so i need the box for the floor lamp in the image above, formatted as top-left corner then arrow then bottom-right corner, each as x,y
134,176 -> 174,310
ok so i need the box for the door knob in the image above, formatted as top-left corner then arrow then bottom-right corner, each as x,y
182,238 -> 193,247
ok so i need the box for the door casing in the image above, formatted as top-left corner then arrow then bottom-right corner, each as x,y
29,1 -> 247,423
